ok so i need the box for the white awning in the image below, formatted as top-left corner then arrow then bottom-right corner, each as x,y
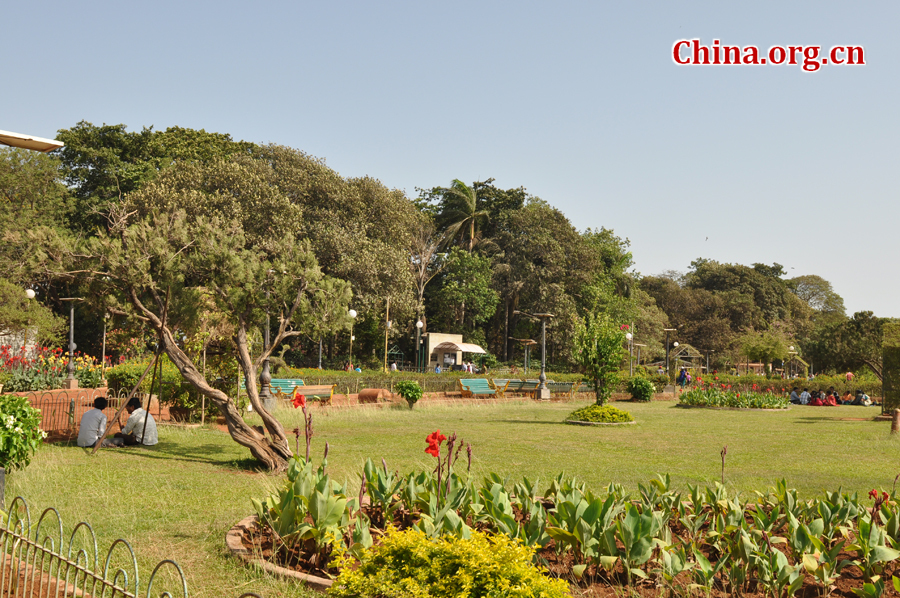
433,341 -> 487,354
0,130 -> 64,153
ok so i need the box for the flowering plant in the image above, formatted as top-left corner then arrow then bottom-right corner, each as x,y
0,394 -> 46,471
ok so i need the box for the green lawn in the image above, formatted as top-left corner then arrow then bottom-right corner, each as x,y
7,400 -> 898,598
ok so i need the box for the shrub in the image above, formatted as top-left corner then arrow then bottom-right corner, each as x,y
566,404 -> 634,423
394,380 -> 423,409
678,388 -> 789,409
106,356 -> 184,403
0,394 -> 46,471
626,377 -> 655,402
329,528 -> 569,598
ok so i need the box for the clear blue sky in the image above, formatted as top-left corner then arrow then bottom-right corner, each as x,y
4,1 -> 897,317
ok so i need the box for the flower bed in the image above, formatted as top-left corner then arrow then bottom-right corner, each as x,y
238,424 -> 900,597
678,388 -> 790,409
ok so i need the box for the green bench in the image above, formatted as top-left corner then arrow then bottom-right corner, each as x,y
458,378 -> 499,398
240,378 -> 304,393
546,381 -> 576,398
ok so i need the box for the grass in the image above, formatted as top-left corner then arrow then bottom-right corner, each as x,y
7,400 -> 899,598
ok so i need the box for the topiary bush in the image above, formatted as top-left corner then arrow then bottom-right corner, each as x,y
394,380 -> 423,409
626,376 -> 655,402
329,528 -> 570,598
565,404 -> 634,423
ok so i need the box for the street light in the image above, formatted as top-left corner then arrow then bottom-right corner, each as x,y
415,320 -> 424,372
23,288 -> 35,357
509,337 -> 537,374
664,328 -> 677,377
60,298 -> 84,390
513,310 -> 555,399
625,332 -> 634,377
348,309 -> 358,368
788,346 -> 797,378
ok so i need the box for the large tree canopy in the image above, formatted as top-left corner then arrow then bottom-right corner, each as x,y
39,154 -> 352,469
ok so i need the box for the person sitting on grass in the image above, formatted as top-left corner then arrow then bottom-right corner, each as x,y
799,388 -> 811,405
789,387 -> 801,404
809,392 -> 825,406
77,397 -> 108,447
824,391 -> 838,406
851,390 -> 872,406
113,397 -> 158,446
841,390 -> 854,405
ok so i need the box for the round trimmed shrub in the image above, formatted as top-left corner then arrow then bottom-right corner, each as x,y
329,528 -> 569,598
626,377 -> 655,402
566,404 -> 634,423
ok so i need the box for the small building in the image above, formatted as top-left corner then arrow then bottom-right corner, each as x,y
423,333 -> 486,370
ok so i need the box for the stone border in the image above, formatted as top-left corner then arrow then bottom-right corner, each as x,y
225,515 -> 333,592
565,419 -> 636,426
675,404 -> 789,412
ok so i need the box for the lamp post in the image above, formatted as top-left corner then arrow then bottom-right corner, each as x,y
101,312 -> 110,383
664,328 -> 677,378
634,343 -> 646,370
415,320 -> 424,372
23,288 -> 35,357
673,341 -> 680,373
259,280 -> 273,410
60,298 -> 83,390
348,309 -> 358,368
508,337 -> 537,374
625,332 -> 634,377
514,310 -> 555,400
788,346 -> 796,378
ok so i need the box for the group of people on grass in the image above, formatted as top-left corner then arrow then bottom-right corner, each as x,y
76,396 -> 159,448
789,387 -> 873,406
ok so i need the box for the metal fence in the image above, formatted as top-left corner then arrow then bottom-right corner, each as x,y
22,390 -> 165,436
0,496 -> 261,598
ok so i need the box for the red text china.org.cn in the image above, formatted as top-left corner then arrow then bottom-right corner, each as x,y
673,39 -> 865,72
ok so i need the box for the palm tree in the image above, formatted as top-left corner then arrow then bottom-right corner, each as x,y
438,179 -> 489,252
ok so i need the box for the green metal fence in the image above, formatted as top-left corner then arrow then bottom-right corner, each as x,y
0,496 -> 261,598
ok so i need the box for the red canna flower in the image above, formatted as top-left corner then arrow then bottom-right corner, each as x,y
883,491 -> 889,502
292,393 -> 307,409
869,489 -> 879,500
425,429 -> 446,457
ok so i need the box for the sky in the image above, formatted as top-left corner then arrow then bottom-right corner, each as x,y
3,1 -> 898,317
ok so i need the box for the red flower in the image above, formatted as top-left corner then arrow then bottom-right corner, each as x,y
292,393 -> 307,409
883,492 -> 890,501
869,489 -> 879,500
425,430 -> 446,458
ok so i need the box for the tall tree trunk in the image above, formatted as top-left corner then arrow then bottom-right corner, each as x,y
134,298 -> 292,471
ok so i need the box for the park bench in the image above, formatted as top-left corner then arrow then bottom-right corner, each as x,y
489,379 -> 511,398
457,378 -> 499,398
282,383 -> 337,406
547,381 -> 576,398
239,378 -> 304,393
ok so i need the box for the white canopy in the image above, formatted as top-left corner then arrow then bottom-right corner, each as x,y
433,341 -> 487,354
0,130 -> 64,153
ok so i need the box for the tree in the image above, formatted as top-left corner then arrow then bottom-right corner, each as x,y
430,248 -> 499,334
737,328 -> 793,376
55,121 -> 254,231
436,179 -> 489,252
574,314 -> 625,405
0,278 -> 65,350
789,274 -> 846,326
39,155 -> 351,470
802,311 -> 893,375
408,218 -> 446,324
